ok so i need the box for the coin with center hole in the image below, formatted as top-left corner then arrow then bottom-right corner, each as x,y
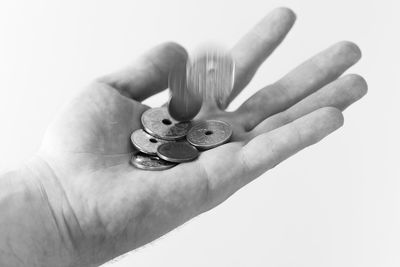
131,151 -> 176,170
141,107 -> 191,141
157,142 -> 199,163
131,129 -> 170,155
186,120 -> 233,150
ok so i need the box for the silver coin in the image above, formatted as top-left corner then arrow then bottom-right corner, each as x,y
157,142 -> 199,163
187,46 -> 235,108
186,120 -> 233,150
131,129 -> 170,155
131,151 -> 176,170
141,107 -> 191,141
168,56 -> 202,121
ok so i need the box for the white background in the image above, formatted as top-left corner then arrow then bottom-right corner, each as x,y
0,0 -> 399,266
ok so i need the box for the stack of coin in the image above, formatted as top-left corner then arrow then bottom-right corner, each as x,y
130,107 -> 233,171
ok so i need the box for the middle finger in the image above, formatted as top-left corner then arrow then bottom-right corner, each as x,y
235,41 -> 361,131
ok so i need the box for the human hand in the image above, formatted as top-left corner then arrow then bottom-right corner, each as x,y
26,7 -> 366,266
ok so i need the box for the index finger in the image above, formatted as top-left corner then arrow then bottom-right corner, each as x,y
227,7 -> 296,105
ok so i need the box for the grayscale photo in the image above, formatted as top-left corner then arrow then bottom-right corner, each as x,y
0,0 -> 398,266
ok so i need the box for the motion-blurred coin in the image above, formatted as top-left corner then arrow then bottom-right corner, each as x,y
157,142 -> 199,163
168,54 -> 202,121
131,129 -> 169,155
186,120 -> 233,150
141,107 -> 191,141
187,45 -> 235,108
131,151 -> 176,171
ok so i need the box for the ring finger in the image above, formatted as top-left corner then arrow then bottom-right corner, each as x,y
250,73 -> 368,136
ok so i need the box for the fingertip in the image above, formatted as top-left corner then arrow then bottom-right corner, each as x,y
335,41 -> 362,63
300,107 -> 344,145
319,107 -> 344,129
265,7 -> 296,33
273,7 -> 297,25
343,73 -> 369,99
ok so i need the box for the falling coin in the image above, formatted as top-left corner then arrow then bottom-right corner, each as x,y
141,107 -> 191,141
186,120 -> 233,150
131,129 -> 170,155
187,45 -> 235,108
157,142 -> 199,163
131,151 -> 176,171
168,54 -> 202,121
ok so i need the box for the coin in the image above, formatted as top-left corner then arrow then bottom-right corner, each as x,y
131,129 -> 170,155
141,107 -> 191,141
186,120 -> 233,150
168,55 -> 202,121
131,151 -> 176,170
187,46 -> 235,108
157,142 -> 199,163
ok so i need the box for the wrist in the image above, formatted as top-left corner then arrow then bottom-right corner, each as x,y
0,157 -> 78,267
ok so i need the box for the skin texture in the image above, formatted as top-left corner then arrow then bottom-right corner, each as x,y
0,7 -> 367,267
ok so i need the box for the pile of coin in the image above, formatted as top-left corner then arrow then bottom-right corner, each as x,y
131,44 -> 235,171
130,107 -> 233,170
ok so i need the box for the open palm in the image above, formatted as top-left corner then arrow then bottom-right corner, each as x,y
34,8 -> 367,266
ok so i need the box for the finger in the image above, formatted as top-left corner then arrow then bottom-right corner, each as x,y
98,42 -> 188,101
236,41 -> 361,130
251,74 -> 367,135
227,7 -> 296,105
240,107 -> 343,182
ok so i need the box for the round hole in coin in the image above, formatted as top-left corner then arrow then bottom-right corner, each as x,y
205,130 -> 213,135
162,119 -> 172,125
186,120 -> 233,150
141,107 -> 191,140
131,129 -> 168,155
